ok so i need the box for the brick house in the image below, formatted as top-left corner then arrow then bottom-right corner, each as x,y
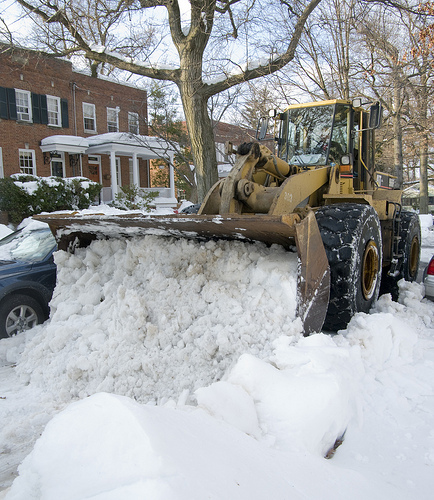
213,121 -> 275,177
0,44 -> 177,205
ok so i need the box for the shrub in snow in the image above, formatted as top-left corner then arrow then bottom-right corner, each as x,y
0,175 -> 102,224
110,184 -> 159,211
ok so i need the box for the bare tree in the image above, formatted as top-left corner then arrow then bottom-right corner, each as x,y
359,4 -> 434,209
14,0 -> 323,201
356,7 -> 410,187
272,0 -> 367,101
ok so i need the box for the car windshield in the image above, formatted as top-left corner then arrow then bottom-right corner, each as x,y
0,227 -> 56,263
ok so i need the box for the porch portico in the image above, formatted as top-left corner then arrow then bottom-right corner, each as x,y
40,133 -> 178,208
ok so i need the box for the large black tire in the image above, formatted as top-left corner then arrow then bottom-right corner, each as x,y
380,211 -> 421,301
0,294 -> 45,338
316,204 -> 382,332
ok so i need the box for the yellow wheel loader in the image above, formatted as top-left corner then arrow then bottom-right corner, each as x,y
37,99 -> 421,334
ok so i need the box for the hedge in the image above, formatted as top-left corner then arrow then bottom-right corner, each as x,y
0,175 -> 102,225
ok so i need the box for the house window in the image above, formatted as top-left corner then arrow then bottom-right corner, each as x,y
47,95 -> 61,127
216,143 -> 229,162
83,103 -> 96,132
19,149 -> 36,175
107,107 -> 119,132
15,89 -> 32,122
128,112 -> 139,134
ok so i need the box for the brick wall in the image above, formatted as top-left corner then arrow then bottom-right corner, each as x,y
0,44 -> 149,189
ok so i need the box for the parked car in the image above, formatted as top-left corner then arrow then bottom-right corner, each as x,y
0,224 -> 57,338
423,255 -> 434,301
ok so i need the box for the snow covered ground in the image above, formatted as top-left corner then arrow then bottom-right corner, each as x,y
0,210 -> 434,499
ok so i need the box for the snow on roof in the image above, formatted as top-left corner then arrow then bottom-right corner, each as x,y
86,133 -> 177,159
40,135 -> 90,154
39,133 -> 178,160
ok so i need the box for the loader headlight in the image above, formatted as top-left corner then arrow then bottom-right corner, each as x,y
340,155 -> 351,165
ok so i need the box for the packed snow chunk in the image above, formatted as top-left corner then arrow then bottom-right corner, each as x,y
5,393 -> 165,500
224,334 -> 357,456
16,235 -> 302,404
196,381 -> 261,438
6,392 -> 306,500
0,223 -> 13,240
345,310 -> 419,370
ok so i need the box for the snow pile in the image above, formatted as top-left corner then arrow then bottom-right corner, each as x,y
0,226 -> 12,240
1,216 -> 434,499
16,235 -> 301,404
7,387 -> 391,500
198,333 -> 357,456
5,280 -> 433,499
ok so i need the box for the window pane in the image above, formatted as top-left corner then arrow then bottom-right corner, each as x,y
19,150 -> 35,175
47,96 -> 60,126
107,108 -> 119,132
128,112 -> 139,134
83,103 -> 96,131
15,90 -> 31,121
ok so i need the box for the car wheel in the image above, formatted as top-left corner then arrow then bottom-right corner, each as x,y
0,294 -> 45,338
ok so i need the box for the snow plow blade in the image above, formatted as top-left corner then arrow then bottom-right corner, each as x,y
35,210 -> 330,334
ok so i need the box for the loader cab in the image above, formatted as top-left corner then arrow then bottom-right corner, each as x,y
274,99 -> 381,195
276,101 -> 352,168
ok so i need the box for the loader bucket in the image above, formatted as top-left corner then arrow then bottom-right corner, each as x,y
35,210 -> 330,334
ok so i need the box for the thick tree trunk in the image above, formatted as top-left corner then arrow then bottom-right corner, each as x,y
180,89 -> 219,201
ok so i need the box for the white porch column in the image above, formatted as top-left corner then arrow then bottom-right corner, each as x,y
110,151 -> 118,197
132,152 -> 139,187
169,153 -> 175,199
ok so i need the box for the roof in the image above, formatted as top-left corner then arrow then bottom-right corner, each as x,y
40,133 -> 177,160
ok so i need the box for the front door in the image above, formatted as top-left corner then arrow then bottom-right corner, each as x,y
51,153 -> 65,177
88,155 -> 101,183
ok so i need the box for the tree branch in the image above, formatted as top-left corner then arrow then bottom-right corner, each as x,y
202,0 -> 322,97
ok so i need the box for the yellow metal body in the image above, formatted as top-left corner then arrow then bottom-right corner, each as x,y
37,98 -> 404,335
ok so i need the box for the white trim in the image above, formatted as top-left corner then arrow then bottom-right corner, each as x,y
19,149 -> 36,175
109,151 -> 118,197
83,102 -> 97,132
107,107 -> 120,133
47,95 -> 61,127
128,111 -> 139,134
116,157 -> 121,188
50,152 -> 65,177
0,147 -> 3,178
132,153 -> 139,186
40,135 -> 89,154
15,89 -> 32,122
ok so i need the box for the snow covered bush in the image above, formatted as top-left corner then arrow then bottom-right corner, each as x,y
0,175 -> 102,224
110,184 -> 158,211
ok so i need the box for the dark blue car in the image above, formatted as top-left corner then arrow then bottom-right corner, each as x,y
0,225 -> 57,338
